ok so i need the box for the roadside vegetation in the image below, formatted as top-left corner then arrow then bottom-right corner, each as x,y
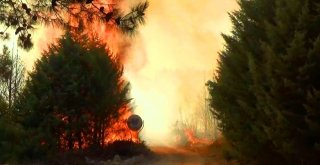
207,0 -> 320,164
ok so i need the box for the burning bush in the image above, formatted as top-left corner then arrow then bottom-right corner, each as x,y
0,0 -> 149,163
15,32 -> 134,157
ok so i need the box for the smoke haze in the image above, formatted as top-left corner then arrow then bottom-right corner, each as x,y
124,0 -> 238,145
3,0 -> 238,146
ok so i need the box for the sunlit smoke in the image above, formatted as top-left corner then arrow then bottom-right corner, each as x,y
124,0 -> 238,146
11,0 -> 238,147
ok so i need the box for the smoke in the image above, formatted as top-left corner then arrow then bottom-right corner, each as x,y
124,0 -> 238,145
15,0 -> 238,146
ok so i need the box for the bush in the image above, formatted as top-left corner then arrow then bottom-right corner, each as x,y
15,32 -> 131,159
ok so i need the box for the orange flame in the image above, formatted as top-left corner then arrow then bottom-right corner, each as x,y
184,129 -> 213,146
66,0 -> 130,61
35,0 -> 140,149
68,0 -> 138,145
104,107 -> 140,144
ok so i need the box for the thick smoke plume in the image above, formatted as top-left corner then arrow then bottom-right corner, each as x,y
124,0 -> 238,145
16,0 -> 238,146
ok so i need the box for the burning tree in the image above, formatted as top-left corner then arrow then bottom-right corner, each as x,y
0,0 -> 148,162
15,32 -> 132,155
0,0 -> 148,50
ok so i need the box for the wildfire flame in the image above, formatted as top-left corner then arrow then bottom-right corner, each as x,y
184,129 -> 213,146
77,1 -> 140,145
70,0 -> 140,145
34,0 -> 141,149
104,108 -> 140,144
67,0 -> 130,58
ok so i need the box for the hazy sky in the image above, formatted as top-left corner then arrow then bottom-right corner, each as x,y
124,0 -> 238,145
1,0 -> 238,146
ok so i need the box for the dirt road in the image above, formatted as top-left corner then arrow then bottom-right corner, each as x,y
90,145 -> 238,165
150,146 -> 237,165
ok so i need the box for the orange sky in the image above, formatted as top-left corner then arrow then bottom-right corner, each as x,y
1,0 -> 238,146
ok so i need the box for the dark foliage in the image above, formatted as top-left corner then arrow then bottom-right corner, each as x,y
12,32 -> 131,160
0,0 -> 148,50
18,141 -> 152,165
0,46 -> 12,82
207,0 -> 320,164
104,140 -> 153,158
0,46 -> 11,116
0,45 -> 26,163
0,46 -> 25,110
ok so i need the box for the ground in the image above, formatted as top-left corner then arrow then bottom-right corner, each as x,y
92,144 -> 238,165
150,146 -> 238,165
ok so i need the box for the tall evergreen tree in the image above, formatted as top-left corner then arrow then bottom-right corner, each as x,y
0,46 -> 25,110
207,0 -> 278,163
0,46 -> 12,82
0,46 -> 12,116
16,32 -> 131,156
254,1 -> 320,164
0,46 -> 25,163
208,0 -> 320,164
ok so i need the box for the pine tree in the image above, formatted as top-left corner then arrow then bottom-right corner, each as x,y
0,46 -> 12,116
0,46 -> 25,163
207,0 -> 278,162
0,46 -> 25,110
255,1 -> 320,164
208,0 -> 320,164
16,32 -> 131,156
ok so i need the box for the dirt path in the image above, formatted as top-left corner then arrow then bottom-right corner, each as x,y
87,145 -> 238,165
150,146 -> 237,165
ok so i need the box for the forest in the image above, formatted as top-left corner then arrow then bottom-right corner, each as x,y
1,0 -> 320,165
207,0 -> 320,164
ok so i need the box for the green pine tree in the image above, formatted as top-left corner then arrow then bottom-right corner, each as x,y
15,32 -> 131,157
255,1 -> 320,164
207,0 -> 279,163
208,0 -> 320,164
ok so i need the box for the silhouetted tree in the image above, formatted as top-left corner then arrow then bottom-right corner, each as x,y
0,46 -> 12,82
252,1 -> 320,164
208,0 -> 320,164
0,46 -> 26,163
0,46 -> 12,116
0,46 -> 25,110
16,32 -> 131,157
207,0 -> 278,163
0,96 -> 7,117
0,0 -> 148,50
